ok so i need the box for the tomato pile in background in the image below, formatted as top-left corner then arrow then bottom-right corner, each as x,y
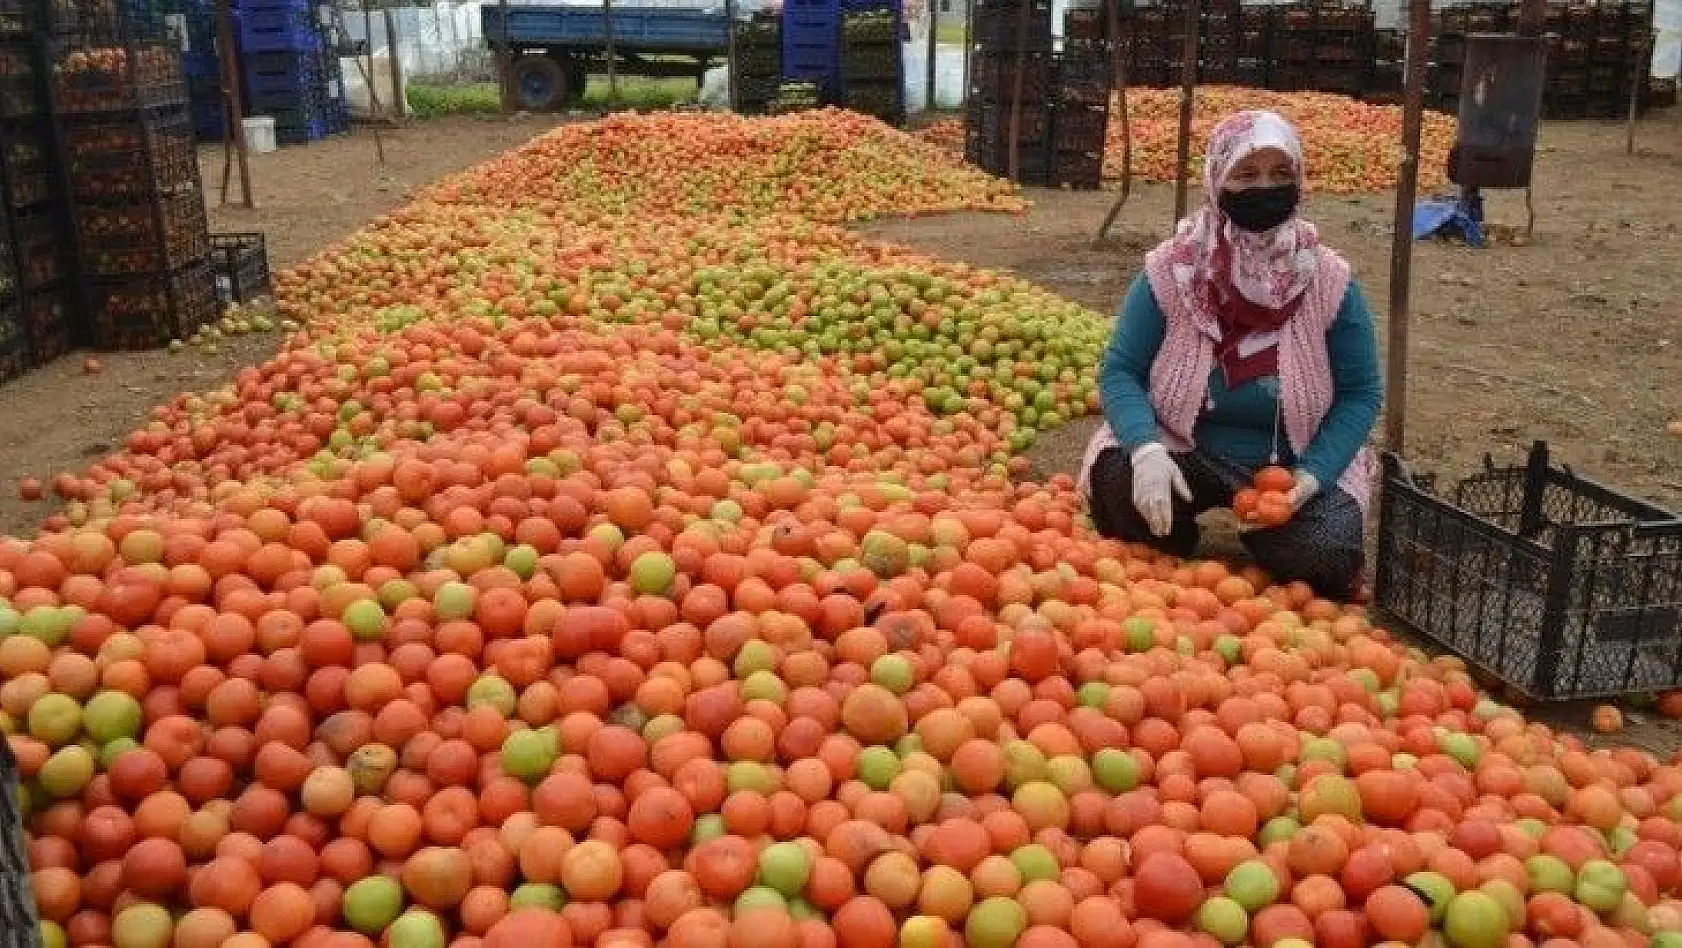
914,87 -> 1458,196
3,110 -> 1678,948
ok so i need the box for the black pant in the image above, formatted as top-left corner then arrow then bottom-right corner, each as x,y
1087,447 -> 1365,599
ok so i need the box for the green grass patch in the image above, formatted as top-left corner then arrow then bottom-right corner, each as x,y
406,81 -> 502,117
935,22 -> 967,44
582,75 -> 698,110
406,75 -> 698,118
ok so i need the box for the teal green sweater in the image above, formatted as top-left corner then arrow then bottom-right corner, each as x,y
1099,274 -> 1383,487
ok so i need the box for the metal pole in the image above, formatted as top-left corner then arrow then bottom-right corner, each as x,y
1172,0 -> 1198,223
927,0 -> 940,110
1385,0 -> 1430,454
1007,0 -> 1032,181
603,0 -> 619,108
216,0 -> 254,208
726,0 -> 739,112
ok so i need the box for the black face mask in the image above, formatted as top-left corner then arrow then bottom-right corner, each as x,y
1218,183 -> 1300,233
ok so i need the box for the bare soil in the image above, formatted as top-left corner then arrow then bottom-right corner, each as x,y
1,110 -> 1681,749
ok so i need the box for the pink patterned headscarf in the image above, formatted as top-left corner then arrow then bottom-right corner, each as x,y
1152,110 -> 1323,323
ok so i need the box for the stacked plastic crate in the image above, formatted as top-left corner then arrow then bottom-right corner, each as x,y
839,0 -> 903,125
48,5 -> 217,350
733,12 -> 781,115
1054,4 -> 1111,190
964,0 -> 1052,185
237,0 -> 347,144
782,0 -> 841,101
1,0 -> 76,374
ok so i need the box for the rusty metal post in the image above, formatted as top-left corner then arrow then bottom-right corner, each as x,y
216,0 -> 254,208
1172,0 -> 1198,222
1385,0 -> 1430,454
499,0 -> 512,111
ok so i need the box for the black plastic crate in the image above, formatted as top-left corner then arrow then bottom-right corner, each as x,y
84,256 -> 215,349
841,78 -> 903,124
1376,442 -> 1682,702
971,0 -> 1053,51
0,302 -> 27,382
10,203 -> 70,289
0,118 -> 58,209
61,103 -> 198,198
969,51 -> 1053,104
22,280 -> 70,362
210,231 -> 270,304
841,43 -> 899,81
0,224 -> 15,300
967,102 -> 1050,147
51,40 -> 188,112
1053,150 -> 1103,190
73,185 -> 210,276
0,0 -> 42,38
1052,103 -> 1108,153
0,41 -> 47,118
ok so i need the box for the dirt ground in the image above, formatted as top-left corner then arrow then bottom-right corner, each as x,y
0,108 -> 1680,747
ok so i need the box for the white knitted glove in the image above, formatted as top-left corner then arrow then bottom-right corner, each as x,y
1130,443 -> 1192,537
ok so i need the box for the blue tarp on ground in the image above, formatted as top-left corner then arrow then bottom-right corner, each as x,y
1412,193 -> 1487,248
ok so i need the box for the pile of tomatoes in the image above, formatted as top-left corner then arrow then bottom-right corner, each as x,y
1232,468 -> 1298,530
2,111 -> 1680,948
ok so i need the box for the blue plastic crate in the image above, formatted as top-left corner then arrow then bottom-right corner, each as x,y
181,50 -> 219,78
233,0 -> 316,11
236,9 -> 323,51
783,0 -> 840,13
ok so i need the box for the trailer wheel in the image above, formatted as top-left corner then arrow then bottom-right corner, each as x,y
510,55 -> 569,111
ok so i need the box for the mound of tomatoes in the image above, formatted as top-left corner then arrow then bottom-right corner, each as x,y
2,110 -> 1680,948
915,87 -> 1458,197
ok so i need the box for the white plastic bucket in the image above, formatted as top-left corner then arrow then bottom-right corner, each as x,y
243,116 -> 277,155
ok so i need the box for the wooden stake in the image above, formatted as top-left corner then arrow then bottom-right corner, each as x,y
384,7 -> 405,119
1385,0 -> 1430,454
1627,32 -> 1648,154
726,0 -> 738,112
1007,0 -> 1033,182
1095,0 -> 1134,246
926,0 -> 940,111
498,0 -> 512,111
1171,0 -> 1198,223
215,0 -> 253,208
604,0 -> 620,108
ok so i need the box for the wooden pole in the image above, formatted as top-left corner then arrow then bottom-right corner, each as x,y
725,0 -> 739,112
384,7 -> 405,119
498,0 -> 512,111
1095,0 -> 1134,246
603,0 -> 619,108
1007,0 -> 1032,181
215,0 -> 254,208
1627,31 -> 1648,154
961,0 -> 975,109
1171,0 -> 1198,223
1385,0 -> 1430,454
926,0 -> 940,110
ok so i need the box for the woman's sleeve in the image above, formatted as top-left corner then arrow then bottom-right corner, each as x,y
1099,274 -> 1168,453
1297,282 -> 1384,487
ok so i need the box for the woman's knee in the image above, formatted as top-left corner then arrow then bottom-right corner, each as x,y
1243,494 -> 1366,597
1087,449 -> 1197,556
